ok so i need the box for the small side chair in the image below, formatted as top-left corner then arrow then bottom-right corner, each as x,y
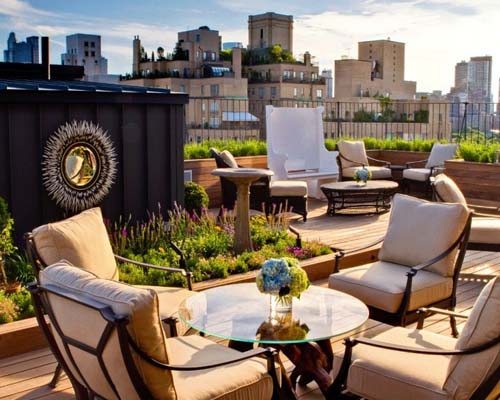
336,140 -> 392,181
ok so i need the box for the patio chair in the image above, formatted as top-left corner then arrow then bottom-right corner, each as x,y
25,207 -> 194,338
330,194 -> 471,329
211,147 -> 308,221
29,261 -> 283,400
402,143 -> 458,194
210,147 -> 269,211
329,276 -> 500,400
432,174 -> 500,252
336,140 -> 392,181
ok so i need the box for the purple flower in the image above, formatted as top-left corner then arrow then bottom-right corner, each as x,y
121,228 -> 128,237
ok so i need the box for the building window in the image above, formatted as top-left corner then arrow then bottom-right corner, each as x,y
196,50 -> 200,59
179,85 -> 186,93
203,52 -> 208,61
299,72 -> 304,80
209,117 -> 220,128
292,71 -> 296,78
210,102 -> 219,112
196,34 -> 200,42
293,87 -> 298,97
211,52 -> 216,61
316,89 -> 323,99
94,60 -> 98,64
258,87 -> 265,98
82,59 -> 86,64
300,87 -> 304,96
260,29 -> 263,39
84,41 -> 89,47
271,87 -> 277,97
91,41 -> 95,48
91,51 -> 95,57
202,102 -> 206,112
85,51 -> 89,57
210,84 -> 219,96
201,85 -> 204,95
251,88 -> 255,96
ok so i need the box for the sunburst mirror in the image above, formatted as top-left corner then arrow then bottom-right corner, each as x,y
42,120 -> 117,212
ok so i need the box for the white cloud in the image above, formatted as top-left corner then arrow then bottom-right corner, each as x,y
0,0 -> 56,18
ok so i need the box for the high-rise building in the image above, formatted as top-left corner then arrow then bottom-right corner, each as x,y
321,69 -> 333,98
3,32 -> 39,63
467,56 -> 492,104
61,34 -> 108,79
334,39 -> 416,99
248,12 -> 293,52
223,42 -> 243,50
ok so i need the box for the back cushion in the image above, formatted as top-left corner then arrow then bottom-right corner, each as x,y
379,194 -> 469,277
426,143 -> 457,168
434,174 -> 467,206
445,277 -> 500,399
219,150 -> 239,168
32,207 -> 118,280
39,262 -> 177,400
337,141 -> 368,169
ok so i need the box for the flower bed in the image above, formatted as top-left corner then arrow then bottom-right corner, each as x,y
107,207 -> 332,288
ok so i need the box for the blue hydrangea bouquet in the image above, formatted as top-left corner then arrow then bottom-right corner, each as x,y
256,257 -> 310,311
353,167 -> 372,183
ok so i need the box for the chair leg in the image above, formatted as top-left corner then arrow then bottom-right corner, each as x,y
450,315 -> 459,338
49,363 -> 63,388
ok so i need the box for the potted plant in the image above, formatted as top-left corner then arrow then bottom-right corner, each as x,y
0,197 -> 18,293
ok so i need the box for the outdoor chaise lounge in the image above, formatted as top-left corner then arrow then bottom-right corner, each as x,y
330,276 -> 500,400
336,140 -> 392,181
211,147 -> 308,221
330,194 -> 471,330
432,174 -> 500,252
402,143 -> 458,193
265,105 -> 338,198
29,261 -> 283,400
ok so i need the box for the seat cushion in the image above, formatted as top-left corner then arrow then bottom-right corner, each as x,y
169,335 -> 274,400
270,180 -> 307,197
470,218 -> 500,244
32,207 -> 118,281
39,262 -> 176,400
333,327 -> 455,400
433,174 -> 467,205
137,285 -> 194,336
219,150 -> 239,168
445,277 -> 500,400
426,144 -> 457,168
338,141 -> 368,168
403,167 -> 431,182
329,261 -> 453,313
379,194 -> 469,277
342,166 -> 392,179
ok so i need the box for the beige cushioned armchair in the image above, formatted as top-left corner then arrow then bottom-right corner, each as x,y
29,262 -> 282,400
330,194 -> 471,328
336,140 -> 392,181
25,207 -> 194,337
433,174 -> 500,252
330,276 -> 500,400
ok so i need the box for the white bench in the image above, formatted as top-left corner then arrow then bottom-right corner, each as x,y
266,105 -> 338,198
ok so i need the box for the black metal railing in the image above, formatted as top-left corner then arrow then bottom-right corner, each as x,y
184,98 -> 500,143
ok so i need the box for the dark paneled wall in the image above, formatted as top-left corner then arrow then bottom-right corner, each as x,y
0,90 -> 188,240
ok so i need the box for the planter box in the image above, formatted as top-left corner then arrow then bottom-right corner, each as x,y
0,247 -> 380,359
445,159 -> 500,204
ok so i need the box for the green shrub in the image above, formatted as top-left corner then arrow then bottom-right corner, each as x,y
184,182 -> 209,214
6,252 -> 35,287
0,288 -> 35,324
0,292 -> 18,323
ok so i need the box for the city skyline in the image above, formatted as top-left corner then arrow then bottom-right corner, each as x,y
0,0 -> 498,100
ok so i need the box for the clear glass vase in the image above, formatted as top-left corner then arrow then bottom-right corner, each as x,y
270,293 -> 293,314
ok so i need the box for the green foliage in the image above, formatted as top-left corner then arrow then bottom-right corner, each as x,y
184,182 -> 209,214
414,109 -> 429,123
458,142 -> 500,163
0,197 -> 16,285
184,139 -> 267,159
0,288 -> 35,324
5,252 -> 34,287
353,110 -> 375,122
219,49 -> 232,61
268,45 -> 295,63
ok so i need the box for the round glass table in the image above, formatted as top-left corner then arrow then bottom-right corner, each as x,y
179,283 -> 369,397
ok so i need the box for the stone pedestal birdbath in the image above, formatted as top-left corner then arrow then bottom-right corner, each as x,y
211,168 -> 274,254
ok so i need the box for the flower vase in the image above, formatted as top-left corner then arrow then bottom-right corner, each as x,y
356,180 -> 367,186
270,293 -> 293,314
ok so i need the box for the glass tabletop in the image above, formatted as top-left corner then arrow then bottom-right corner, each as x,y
178,283 -> 369,345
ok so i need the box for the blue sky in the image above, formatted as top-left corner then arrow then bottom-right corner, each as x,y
1,0 -> 498,99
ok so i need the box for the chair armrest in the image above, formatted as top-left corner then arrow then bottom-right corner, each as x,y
339,153 -> 366,167
366,156 -> 390,167
417,307 -> 469,319
405,159 -> 428,168
333,237 -> 384,273
114,254 -> 188,275
471,207 -> 500,217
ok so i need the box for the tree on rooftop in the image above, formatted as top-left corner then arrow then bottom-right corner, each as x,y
220,49 -> 232,61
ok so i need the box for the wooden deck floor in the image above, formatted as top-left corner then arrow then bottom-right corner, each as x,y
1,200 -> 498,400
